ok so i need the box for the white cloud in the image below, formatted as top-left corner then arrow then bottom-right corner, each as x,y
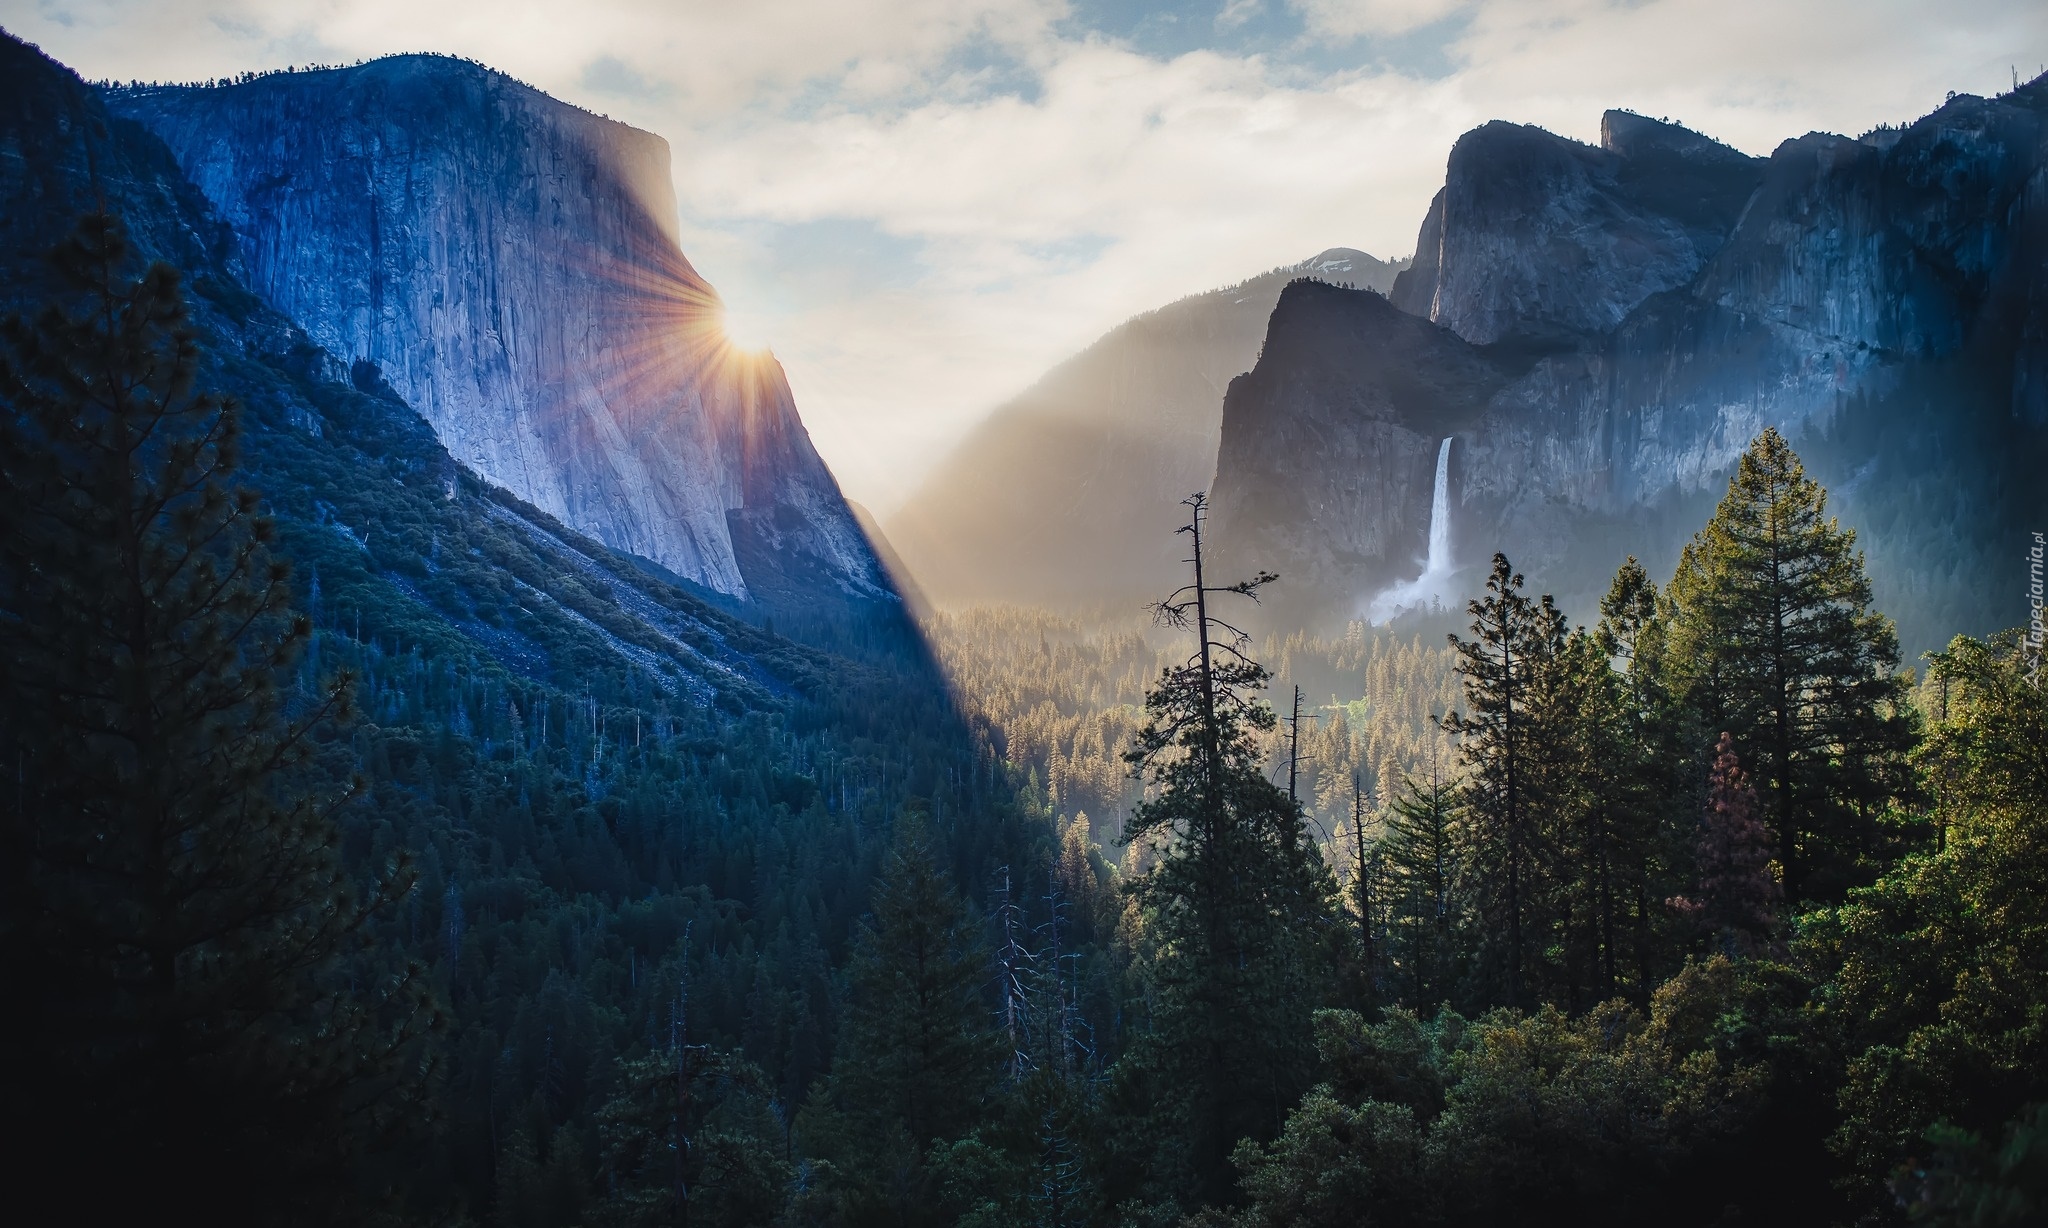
1288,0 -> 1468,40
1217,0 -> 1268,32
4,0 -> 2043,510
8,0 -> 1066,110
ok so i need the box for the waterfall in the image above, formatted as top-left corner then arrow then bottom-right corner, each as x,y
1423,436 -> 1452,576
1366,437 -> 1455,623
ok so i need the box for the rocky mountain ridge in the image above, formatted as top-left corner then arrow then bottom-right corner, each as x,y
107,57 -> 891,619
1211,86 -> 2048,654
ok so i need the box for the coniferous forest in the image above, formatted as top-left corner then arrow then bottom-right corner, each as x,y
4,25 -> 2048,1228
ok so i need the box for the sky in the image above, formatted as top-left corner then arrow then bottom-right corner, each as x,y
4,1 -> 2043,513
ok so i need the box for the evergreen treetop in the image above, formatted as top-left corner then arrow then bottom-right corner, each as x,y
1665,427 -> 1916,903
1117,493 -> 1335,1208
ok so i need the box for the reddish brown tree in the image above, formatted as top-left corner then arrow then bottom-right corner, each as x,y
1671,733 -> 1782,953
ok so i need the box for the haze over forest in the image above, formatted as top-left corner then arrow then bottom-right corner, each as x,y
2,4 -> 2047,1227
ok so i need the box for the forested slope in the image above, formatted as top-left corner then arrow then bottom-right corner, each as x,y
0,30 -> 1048,1218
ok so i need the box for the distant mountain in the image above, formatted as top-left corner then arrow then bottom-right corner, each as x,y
107,57 -> 891,620
1209,92 -> 2048,655
887,249 -> 1406,613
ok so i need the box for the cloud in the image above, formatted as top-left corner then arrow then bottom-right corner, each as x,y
1216,0 -> 1267,32
4,0 -> 2043,510
1288,0 -> 1468,40
7,0 -> 1067,111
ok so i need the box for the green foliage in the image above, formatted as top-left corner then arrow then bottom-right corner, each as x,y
922,606 -> 1462,874
589,1047 -> 790,1228
832,816 -> 1003,1146
1816,632 -> 2048,1205
1665,426 -> 1918,903
1234,960 -> 1774,1228
1113,496 -> 1338,1207
797,816 -> 1005,1225
1907,1103 -> 2048,1227
1376,773 -> 1461,1008
1443,553 -> 1565,1006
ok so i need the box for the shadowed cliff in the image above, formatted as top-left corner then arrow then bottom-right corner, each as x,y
889,249 -> 1405,615
1213,90 -> 2048,656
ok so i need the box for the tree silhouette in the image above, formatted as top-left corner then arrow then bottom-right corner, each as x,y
0,213 -> 432,1223
1120,493 -> 1334,1204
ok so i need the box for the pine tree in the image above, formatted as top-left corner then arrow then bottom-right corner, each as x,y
591,1047 -> 789,1228
1347,774 -> 1385,994
1118,493 -> 1336,1205
1594,556 -> 1683,1003
1670,733 -> 1781,954
0,214 -> 432,1222
1526,626 -> 1630,1010
1828,632 -> 2048,1209
1666,428 -> 1916,902
801,813 -> 1002,1225
1444,553 -> 1564,1008
1380,768 -> 1460,1009
837,815 -> 1000,1146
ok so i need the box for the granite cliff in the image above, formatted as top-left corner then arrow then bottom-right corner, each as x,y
0,31 -> 889,711
1212,87 -> 2048,654
107,57 -> 890,617
889,249 -> 1405,612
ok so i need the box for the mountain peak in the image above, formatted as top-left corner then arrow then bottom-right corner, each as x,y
109,57 -> 892,617
1599,109 -> 1752,164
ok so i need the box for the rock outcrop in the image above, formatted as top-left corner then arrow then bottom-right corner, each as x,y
1391,113 -> 1765,346
1214,85 -> 2048,654
889,249 -> 1405,611
109,57 -> 890,615
1206,283 -> 1513,621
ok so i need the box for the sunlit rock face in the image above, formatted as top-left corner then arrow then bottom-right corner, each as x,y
109,57 -> 889,612
1216,83 -> 2048,653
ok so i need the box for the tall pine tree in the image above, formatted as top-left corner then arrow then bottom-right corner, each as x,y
1118,493 -> 1335,1207
0,213 -> 432,1223
1444,553 -> 1563,1009
1379,768 -> 1460,1010
1530,625 -> 1638,1010
1665,428 -> 1916,902
1593,556 -> 1684,1006
801,812 -> 1001,1226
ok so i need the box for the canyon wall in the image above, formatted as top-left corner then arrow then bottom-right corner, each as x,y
1213,88 -> 2048,653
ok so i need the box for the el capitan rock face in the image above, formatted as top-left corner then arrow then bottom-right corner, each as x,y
109,57 -> 889,614
1215,85 -> 2048,653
